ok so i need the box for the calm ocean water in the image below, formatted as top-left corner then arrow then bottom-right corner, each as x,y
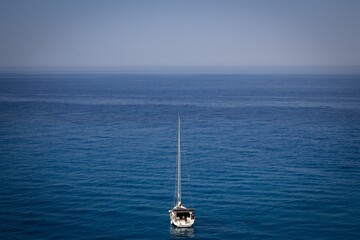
0,73 -> 359,239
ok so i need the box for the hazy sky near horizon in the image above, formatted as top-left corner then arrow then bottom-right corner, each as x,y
0,0 -> 359,69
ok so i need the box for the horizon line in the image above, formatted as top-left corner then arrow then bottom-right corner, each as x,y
1,65 -> 360,75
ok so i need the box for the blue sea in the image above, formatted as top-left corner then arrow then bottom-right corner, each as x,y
0,73 -> 359,239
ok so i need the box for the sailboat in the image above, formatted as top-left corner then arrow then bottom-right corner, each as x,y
169,114 -> 195,228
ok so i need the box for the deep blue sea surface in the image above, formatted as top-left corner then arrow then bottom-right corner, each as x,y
0,73 -> 360,239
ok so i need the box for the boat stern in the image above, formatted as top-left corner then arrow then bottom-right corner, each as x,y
169,207 -> 195,228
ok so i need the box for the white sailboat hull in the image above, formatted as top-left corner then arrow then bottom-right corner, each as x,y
169,205 -> 195,228
170,217 -> 195,228
169,212 -> 195,227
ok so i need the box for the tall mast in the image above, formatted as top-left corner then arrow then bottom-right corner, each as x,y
177,113 -> 181,206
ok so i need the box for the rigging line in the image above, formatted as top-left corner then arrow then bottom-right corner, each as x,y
183,149 -> 193,207
181,127 -> 194,207
173,146 -> 177,206
174,116 -> 180,206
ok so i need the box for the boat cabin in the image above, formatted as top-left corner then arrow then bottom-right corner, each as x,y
172,208 -> 195,220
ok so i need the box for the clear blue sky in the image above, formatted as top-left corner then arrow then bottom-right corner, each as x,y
0,0 -> 359,70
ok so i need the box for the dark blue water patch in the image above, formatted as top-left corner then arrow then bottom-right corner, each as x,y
0,73 -> 360,239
